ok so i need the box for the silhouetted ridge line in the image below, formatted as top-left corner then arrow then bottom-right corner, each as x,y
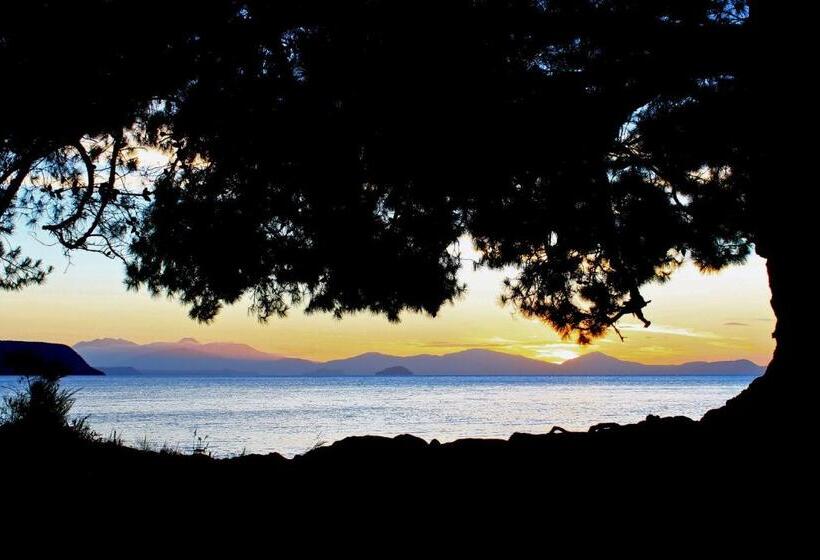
0,341 -> 102,376
72,338 -> 763,376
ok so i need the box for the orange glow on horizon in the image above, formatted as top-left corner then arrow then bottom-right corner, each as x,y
0,236 -> 776,366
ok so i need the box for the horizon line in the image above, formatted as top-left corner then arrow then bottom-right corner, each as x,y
62,337 -> 767,368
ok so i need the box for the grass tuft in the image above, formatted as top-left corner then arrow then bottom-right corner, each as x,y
1,375 -> 94,439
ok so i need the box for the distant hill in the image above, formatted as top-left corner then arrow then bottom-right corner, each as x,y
374,366 -> 414,376
74,338 -> 316,374
72,338 -> 765,377
318,349 -> 562,375
555,352 -> 763,376
0,341 -> 103,376
317,350 -> 763,376
74,337 -> 287,361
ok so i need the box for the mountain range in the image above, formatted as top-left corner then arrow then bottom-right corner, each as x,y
72,338 -> 765,377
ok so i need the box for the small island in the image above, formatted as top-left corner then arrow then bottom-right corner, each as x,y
374,366 -> 414,377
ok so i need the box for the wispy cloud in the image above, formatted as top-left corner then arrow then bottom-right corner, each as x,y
521,342 -> 598,362
520,342 -> 583,350
706,340 -> 744,349
724,321 -> 749,327
413,336 -> 524,350
416,340 -> 512,349
413,338 -> 588,363
619,323 -> 720,339
532,347 -> 580,362
634,345 -> 670,354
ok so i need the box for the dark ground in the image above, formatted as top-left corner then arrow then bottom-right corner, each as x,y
0,372 -> 811,540
0,413 -> 806,517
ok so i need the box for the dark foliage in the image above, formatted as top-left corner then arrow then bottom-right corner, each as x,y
0,344 -> 93,436
0,376 -> 86,432
0,1 -> 790,352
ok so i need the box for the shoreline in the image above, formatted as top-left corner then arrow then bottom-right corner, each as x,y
9,372 -> 763,378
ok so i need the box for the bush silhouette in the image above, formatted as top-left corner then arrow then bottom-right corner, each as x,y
0,349 -> 92,436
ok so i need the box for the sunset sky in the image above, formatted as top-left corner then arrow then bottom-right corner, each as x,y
0,225 -> 775,366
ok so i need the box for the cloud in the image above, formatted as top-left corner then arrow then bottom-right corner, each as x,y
706,340 -> 743,349
634,345 -> 669,354
534,347 -> 580,361
414,337 -> 520,349
415,342 -> 507,349
521,342 -> 583,350
724,321 -> 749,327
522,342 -> 598,362
413,339 -> 588,363
619,323 -> 720,339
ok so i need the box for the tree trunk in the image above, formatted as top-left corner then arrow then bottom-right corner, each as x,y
702,249 -> 802,429
701,0 -> 807,429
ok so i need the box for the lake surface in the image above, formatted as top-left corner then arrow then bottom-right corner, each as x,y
2,375 -> 755,457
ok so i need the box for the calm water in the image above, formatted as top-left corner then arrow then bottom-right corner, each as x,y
2,375 -> 754,457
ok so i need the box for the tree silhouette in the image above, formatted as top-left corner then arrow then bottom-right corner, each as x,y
0,1 -> 222,283
1,1 -> 797,419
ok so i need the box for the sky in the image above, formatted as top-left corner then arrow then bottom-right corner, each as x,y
0,228 -> 775,366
